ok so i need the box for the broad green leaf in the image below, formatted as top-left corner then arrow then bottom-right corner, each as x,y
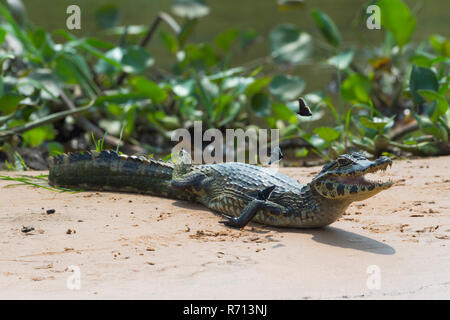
378,0 -> 416,47
272,103 -> 297,123
0,94 -> 23,114
95,46 -> 153,75
183,43 -> 218,70
47,142 -> 64,156
22,125 -> 55,147
172,0 -> 210,19
94,47 -> 123,76
130,77 -> 167,104
95,4 -> 120,29
215,28 -> 239,51
310,9 -> 341,47
340,73 -> 371,104
308,135 -> 328,150
429,34 -> 450,57
218,101 -> 242,126
160,30 -> 179,53
269,24 -> 312,65
121,46 -> 154,74
313,127 -> 340,142
359,116 -> 393,132
173,79 -> 195,97
54,53 -> 95,96
409,65 -> 438,104
245,77 -> 271,97
414,114 -> 448,142
410,52 -> 446,68
240,29 -> 259,49
327,49 -> 354,70
269,74 -> 305,101
418,89 -> 449,122
251,93 -> 271,117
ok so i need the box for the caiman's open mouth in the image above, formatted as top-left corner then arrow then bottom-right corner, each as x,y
313,155 -> 394,200
334,161 -> 393,189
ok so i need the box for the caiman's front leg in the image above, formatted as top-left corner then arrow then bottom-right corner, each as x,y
219,185 -> 277,228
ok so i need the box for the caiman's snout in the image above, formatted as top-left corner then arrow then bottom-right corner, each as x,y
311,152 -> 393,202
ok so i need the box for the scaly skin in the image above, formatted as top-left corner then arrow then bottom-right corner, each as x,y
48,150 -> 393,228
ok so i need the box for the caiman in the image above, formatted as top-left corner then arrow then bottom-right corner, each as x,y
48,150 -> 393,228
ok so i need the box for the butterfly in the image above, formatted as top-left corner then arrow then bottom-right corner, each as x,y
268,146 -> 283,165
297,97 -> 312,116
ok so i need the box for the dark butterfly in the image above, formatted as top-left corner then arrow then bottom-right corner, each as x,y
297,97 -> 312,116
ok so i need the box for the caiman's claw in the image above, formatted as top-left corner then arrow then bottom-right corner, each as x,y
219,185 -> 276,229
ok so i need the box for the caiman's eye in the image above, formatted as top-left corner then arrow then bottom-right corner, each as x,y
337,158 -> 352,166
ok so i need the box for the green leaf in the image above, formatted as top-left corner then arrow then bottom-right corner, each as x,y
429,34 -> 450,58
313,127 -> 340,142
378,0 -> 416,47
183,43 -> 218,70
54,53 -> 96,97
121,46 -> 154,74
215,28 -> 239,51
418,89 -> 449,122
269,24 -> 312,65
0,28 -> 6,45
327,49 -> 354,70
251,93 -> 271,117
409,65 -> 439,104
240,29 -> 259,49
414,114 -> 448,142
310,9 -> 341,47
22,125 -> 55,147
47,142 -> 64,156
272,103 -> 297,123
0,94 -> 23,114
172,0 -> 210,19
269,74 -> 305,101
130,77 -> 167,104
95,4 -> 120,29
218,101 -> 242,126
160,30 -> 179,53
95,93 -> 148,105
94,47 -> 123,76
341,73 -> 371,104
244,77 -> 271,97
359,116 -> 394,132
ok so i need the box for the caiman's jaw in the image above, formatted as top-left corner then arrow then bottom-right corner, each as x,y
311,152 -> 393,202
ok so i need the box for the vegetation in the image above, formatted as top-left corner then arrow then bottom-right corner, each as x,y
0,0 -> 449,170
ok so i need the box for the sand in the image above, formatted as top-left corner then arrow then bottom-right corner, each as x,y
0,156 -> 449,299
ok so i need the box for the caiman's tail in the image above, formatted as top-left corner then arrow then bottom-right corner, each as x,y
48,150 -> 192,201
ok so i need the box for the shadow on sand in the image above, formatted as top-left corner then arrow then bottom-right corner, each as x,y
294,226 -> 395,255
171,200 -> 395,255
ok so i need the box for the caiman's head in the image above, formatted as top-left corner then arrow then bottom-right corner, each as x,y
310,152 -> 393,202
